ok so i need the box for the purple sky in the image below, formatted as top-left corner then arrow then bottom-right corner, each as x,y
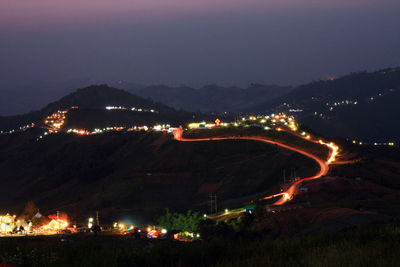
1,0 -> 397,29
1,0 -> 400,114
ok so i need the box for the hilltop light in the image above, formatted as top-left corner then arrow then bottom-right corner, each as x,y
225,209 -> 228,213
203,214 -> 207,218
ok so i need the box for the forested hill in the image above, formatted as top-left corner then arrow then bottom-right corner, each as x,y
250,67 -> 400,143
0,85 -> 184,131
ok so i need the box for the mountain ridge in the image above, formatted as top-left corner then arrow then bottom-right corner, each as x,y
0,85 -> 180,131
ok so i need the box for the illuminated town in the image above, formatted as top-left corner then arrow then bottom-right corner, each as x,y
0,108 -> 341,241
1,0 -> 399,263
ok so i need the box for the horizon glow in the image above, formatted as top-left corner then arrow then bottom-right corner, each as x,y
1,0 -> 397,28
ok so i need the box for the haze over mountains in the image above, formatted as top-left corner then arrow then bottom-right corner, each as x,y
133,84 -> 292,113
0,67 -> 399,143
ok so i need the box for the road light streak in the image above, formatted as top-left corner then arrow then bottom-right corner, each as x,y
175,116 -> 341,207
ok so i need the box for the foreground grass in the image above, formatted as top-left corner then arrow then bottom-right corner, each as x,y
1,223 -> 399,267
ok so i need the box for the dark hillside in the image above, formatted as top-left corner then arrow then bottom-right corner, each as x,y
0,130 -> 317,222
250,67 -> 400,142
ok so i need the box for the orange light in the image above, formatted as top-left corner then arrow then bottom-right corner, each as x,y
42,219 -> 69,231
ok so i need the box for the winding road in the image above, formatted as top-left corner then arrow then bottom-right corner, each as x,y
173,127 -> 338,206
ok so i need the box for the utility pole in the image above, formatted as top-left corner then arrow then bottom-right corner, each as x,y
209,194 -> 214,214
209,194 -> 218,213
96,211 -> 100,226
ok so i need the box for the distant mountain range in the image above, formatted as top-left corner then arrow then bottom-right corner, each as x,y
133,84 -> 292,113
133,67 -> 400,143
1,67 -> 399,142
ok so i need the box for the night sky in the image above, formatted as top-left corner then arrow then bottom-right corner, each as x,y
1,0 -> 399,114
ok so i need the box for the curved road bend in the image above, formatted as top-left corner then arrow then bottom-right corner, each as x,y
174,132 -> 337,206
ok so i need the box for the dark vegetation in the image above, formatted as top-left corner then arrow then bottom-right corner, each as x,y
330,140 -> 400,189
0,223 -> 399,266
157,209 -> 202,232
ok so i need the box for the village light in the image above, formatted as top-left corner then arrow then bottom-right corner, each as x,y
161,229 -> 167,234
203,214 -> 207,218
88,218 -> 94,229
225,209 -> 228,213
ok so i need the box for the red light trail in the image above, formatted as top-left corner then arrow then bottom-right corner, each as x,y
174,128 -> 338,206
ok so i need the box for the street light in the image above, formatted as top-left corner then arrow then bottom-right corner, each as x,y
88,218 -> 94,229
